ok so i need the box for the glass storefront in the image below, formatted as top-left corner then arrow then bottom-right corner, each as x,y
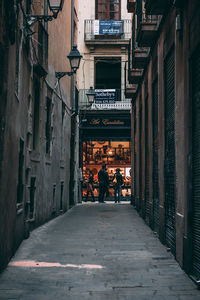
82,141 -> 131,201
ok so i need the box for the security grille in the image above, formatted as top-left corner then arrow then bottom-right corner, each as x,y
145,96 -> 150,221
139,98 -> 143,212
192,47 -> 200,280
164,49 -> 176,256
133,103 -> 137,206
152,79 -> 159,233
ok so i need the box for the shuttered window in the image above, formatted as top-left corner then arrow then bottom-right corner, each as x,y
192,47 -> 200,280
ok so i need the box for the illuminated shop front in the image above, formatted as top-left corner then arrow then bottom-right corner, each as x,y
79,111 -> 131,201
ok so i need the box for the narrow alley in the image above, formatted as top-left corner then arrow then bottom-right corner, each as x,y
0,203 -> 199,300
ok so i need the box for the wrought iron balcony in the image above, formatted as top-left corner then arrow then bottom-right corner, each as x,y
145,0 -> 172,15
136,13 -> 161,47
84,19 -> 131,45
127,0 -> 136,13
79,89 -> 131,111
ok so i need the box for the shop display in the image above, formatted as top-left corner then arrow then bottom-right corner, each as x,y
81,141 -> 131,200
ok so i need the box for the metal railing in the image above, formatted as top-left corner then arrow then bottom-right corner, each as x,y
84,19 -> 131,41
79,89 -> 131,111
141,13 -> 160,23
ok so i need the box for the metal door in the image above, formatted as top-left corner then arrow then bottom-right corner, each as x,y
145,96 -> 150,221
192,47 -> 200,280
164,50 -> 176,255
139,99 -> 142,212
152,79 -> 159,232
133,103 -> 137,206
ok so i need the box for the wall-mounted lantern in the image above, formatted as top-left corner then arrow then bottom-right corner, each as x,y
24,0 -> 64,25
86,87 -> 96,105
55,46 -> 82,79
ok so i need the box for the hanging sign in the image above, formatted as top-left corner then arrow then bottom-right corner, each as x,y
94,20 -> 123,35
95,89 -> 116,103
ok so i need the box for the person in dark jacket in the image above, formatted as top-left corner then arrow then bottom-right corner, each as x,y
98,164 -> 109,203
85,170 -> 95,202
113,168 -> 123,203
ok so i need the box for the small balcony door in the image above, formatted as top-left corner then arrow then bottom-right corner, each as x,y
95,0 -> 121,20
95,58 -> 121,89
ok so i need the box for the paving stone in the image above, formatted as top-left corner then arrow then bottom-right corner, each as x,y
0,203 -> 199,300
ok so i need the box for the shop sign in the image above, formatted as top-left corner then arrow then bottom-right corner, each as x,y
94,20 -> 123,36
83,115 -> 131,128
95,89 -> 116,103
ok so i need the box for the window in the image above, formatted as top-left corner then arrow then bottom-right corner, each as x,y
32,76 -> 40,150
45,97 -> 52,154
38,22 -> 48,70
95,58 -> 121,89
29,177 -> 36,219
96,0 -> 121,20
17,138 -> 24,204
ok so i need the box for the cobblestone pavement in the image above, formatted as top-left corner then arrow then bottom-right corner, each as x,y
0,202 -> 199,300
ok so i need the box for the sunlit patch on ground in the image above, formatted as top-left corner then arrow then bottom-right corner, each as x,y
9,260 -> 104,269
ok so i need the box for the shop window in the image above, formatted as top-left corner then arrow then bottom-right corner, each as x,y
96,0 -> 121,20
82,141 -> 131,201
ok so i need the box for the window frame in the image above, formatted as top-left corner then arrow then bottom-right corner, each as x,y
95,0 -> 121,20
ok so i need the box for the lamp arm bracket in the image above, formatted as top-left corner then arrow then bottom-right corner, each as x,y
55,72 -> 74,79
26,14 -> 57,23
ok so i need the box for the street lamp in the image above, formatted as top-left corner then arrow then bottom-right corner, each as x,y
48,0 -> 64,16
86,87 -> 96,105
55,46 -> 82,79
24,0 -> 64,25
67,46 -> 83,74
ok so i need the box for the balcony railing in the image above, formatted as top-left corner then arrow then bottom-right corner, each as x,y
140,13 -> 160,26
79,89 -> 131,111
84,19 -> 131,42
124,62 -> 138,99
136,13 -> 162,47
132,42 -> 150,68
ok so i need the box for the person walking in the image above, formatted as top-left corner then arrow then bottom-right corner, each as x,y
98,164 -> 109,203
85,170 -> 95,202
113,168 -> 123,203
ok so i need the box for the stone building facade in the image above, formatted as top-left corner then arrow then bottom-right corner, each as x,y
127,0 -> 200,283
0,0 -> 78,271
76,0 -> 133,201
